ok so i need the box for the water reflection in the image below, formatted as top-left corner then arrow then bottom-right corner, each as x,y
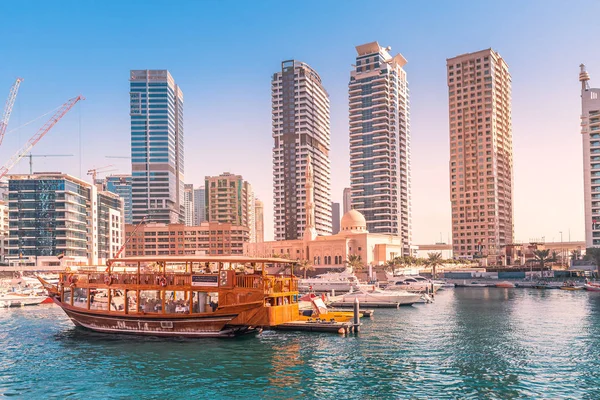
2,291 -> 600,398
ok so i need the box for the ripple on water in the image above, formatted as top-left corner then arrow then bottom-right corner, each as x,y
1,290 -> 600,399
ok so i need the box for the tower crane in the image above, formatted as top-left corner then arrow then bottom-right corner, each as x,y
0,95 -> 84,180
26,153 -> 74,174
87,164 -> 117,183
0,78 -> 23,147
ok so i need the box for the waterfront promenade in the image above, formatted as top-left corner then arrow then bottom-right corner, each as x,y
1,288 -> 599,398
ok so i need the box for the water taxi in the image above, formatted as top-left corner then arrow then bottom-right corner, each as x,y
38,255 -> 299,338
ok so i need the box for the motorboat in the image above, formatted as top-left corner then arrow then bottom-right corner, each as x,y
385,274 -> 443,293
0,292 -> 47,308
299,268 -> 360,293
584,281 -> 600,292
433,280 -> 454,289
560,281 -> 584,291
334,287 -> 422,306
495,281 -> 515,288
460,281 -> 490,288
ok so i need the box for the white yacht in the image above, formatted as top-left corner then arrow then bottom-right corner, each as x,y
0,293 -> 47,308
334,287 -> 421,306
385,274 -> 443,293
299,269 -> 360,293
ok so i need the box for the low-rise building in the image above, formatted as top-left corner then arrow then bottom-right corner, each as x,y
125,222 -> 249,256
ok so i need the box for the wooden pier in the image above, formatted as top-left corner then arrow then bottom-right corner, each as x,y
329,301 -> 400,309
273,320 -> 354,334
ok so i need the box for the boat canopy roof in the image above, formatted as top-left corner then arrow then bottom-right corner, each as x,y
108,255 -> 296,264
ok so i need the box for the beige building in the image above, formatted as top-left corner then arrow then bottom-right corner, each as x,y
125,222 -> 249,256
349,42 -> 412,255
205,172 -> 255,242
580,64 -> 600,248
183,184 -> 194,227
447,49 -> 514,261
245,159 -> 403,270
254,198 -> 264,243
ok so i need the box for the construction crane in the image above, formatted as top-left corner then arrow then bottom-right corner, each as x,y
26,153 -> 74,174
0,95 -> 84,181
0,78 -> 24,147
87,164 -> 117,183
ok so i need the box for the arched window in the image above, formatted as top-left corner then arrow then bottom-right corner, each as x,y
317,256 -> 321,265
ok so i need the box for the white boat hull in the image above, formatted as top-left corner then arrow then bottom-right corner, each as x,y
338,291 -> 421,306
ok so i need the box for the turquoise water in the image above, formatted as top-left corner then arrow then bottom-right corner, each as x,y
1,288 -> 600,399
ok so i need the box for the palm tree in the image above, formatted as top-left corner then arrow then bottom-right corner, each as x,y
296,259 -> 315,279
570,249 -> 581,262
425,252 -> 444,279
346,254 -> 364,273
533,249 -> 551,272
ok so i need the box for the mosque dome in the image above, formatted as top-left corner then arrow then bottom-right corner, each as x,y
340,210 -> 367,233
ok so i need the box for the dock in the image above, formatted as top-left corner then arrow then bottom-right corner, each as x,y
273,320 -> 354,334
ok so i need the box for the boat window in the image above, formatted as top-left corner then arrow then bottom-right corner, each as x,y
110,290 -> 125,312
90,289 -> 109,311
126,290 -> 137,313
73,288 -> 89,309
63,287 -> 72,304
139,290 -> 164,313
165,291 -> 189,314
192,291 -> 216,313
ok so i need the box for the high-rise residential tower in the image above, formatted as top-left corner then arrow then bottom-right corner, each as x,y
255,198 -> 264,243
130,70 -> 184,224
205,173 -> 255,242
580,64 -> 600,248
446,49 -> 513,260
184,184 -> 194,226
193,186 -> 206,225
349,42 -> 411,255
272,60 -> 332,241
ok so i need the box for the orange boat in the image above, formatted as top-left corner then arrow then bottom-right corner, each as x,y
38,255 -> 300,338
495,281 -> 515,288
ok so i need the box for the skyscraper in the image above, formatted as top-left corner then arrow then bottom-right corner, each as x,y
101,175 -> 133,225
130,70 -> 184,224
580,64 -> 600,248
446,49 -> 513,260
193,186 -> 206,225
331,202 -> 341,234
343,187 -> 352,215
272,60 -> 332,241
255,198 -> 264,243
184,184 -> 194,226
205,173 -> 255,242
349,42 -> 411,255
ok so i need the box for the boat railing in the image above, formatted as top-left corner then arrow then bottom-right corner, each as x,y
60,272 -> 298,293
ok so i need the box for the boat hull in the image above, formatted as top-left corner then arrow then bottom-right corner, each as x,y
0,295 -> 47,308
54,298 -> 253,338
339,292 -> 421,306
585,284 -> 600,292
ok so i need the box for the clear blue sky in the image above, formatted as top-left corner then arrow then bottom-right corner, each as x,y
0,0 -> 597,243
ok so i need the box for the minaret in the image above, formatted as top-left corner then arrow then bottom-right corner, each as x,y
303,155 -> 318,242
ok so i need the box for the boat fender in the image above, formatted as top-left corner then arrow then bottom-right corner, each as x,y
159,276 -> 168,287
104,275 -> 113,286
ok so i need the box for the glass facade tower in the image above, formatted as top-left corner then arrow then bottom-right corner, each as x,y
130,70 -> 184,224
349,42 -> 412,255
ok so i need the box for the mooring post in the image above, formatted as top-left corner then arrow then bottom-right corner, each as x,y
353,297 -> 360,333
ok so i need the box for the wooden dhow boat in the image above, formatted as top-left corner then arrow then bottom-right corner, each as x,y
38,255 -> 299,338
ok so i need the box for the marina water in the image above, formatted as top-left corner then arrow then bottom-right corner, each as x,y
2,288 -> 600,399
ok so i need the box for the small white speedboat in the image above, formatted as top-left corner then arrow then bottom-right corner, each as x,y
0,293 -> 47,308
